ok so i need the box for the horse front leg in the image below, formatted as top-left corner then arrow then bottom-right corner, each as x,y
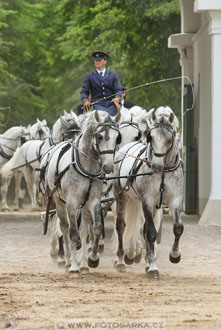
142,200 -> 159,279
115,192 -> 128,273
13,172 -> 23,210
87,201 -> 103,268
169,205 -> 184,263
66,201 -> 80,276
55,200 -> 72,271
79,209 -> 90,274
1,176 -> 12,211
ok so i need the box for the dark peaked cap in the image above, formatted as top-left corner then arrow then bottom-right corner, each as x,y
92,51 -> 109,60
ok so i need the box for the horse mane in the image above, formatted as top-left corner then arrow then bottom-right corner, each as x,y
81,110 -> 113,133
1,126 -> 25,137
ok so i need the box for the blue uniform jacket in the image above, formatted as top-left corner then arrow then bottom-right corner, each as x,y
81,70 -> 122,105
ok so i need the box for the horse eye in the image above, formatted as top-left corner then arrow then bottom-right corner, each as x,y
97,134 -> 103,140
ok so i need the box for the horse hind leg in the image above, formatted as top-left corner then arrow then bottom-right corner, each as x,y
169,207 -> 184,263
49,214 -> 59,260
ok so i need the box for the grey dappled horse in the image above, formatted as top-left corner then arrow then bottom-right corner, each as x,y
113,107 -> 183,279
41,110 -> 121,276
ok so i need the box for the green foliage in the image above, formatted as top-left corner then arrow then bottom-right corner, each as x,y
0,0 -> 181,129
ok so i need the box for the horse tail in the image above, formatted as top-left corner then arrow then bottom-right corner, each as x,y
123,199 -> 143,253
111,198 -> 143,253
0,147 -> 21,177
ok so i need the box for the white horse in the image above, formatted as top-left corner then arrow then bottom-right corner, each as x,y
0,126 -> 30,168
113,107 -> 183,279
1,113 -> 80,210
28,118 -> 51,140
41,110 -> 121,276
0,119 -> 50,211
0,125 -> 32,210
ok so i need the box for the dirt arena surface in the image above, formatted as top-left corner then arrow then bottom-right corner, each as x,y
0,207 -> 221,330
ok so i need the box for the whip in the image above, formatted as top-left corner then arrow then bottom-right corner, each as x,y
84,76 -> 195,113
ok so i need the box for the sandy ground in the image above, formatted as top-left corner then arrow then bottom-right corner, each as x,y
0,207 -> 221,330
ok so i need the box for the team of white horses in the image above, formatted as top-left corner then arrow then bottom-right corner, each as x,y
0,106 -> 184,279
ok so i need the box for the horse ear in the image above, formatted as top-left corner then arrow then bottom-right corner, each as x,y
177,131 -> 182,150
37,118 -> 40,124
43,119 -> 47,125
60,115 -> 68,127
27,124 -> 31,131
151,110 -> 156,121
169,112 -> 174,123
115,111 -> 121,123
94,110 -> 100,123
64,110 -> 68,116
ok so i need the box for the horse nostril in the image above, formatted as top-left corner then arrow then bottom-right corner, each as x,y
103,164 -> 114,174
151,164 -> 163,174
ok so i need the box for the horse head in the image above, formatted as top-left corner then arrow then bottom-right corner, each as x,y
59,111 -> 81,141
146,108 -> 178,173
29,119 -> 50,140
82,110 -> 121,174
52,110 -> 81,143
118,107 -> 144,147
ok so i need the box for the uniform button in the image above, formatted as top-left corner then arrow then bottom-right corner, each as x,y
103,92 -> 105,95
102,87 -> 104,89
102,82 -> 104,85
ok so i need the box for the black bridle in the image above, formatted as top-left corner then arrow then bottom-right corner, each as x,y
93,122 -> 120,156
146,123 -> 175,159
119,114 -> 142,141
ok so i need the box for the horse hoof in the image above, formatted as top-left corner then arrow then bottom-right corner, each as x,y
76,239 -> 82,250
99,244 -> 104,253
13,207 -> 19,211
69,270 -> 80,278
124,254 -> 135,265
50,252 -> 58,260
169,254 -> 181,263
1,208 -> 10,212
145,266 -> 150,273
88,257 -> 99,268
134,253 -> 142,264
116,264 -> 126,273
80,267 -> 89,275
147,270 -> 159,279
57,259 -> 66,267
65,264 -> 71,272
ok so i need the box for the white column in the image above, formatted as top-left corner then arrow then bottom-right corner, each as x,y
199,11 -> 221,225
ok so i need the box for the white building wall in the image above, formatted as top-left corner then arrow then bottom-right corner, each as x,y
169,0 -> 221,225
192,20 -> 211,213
